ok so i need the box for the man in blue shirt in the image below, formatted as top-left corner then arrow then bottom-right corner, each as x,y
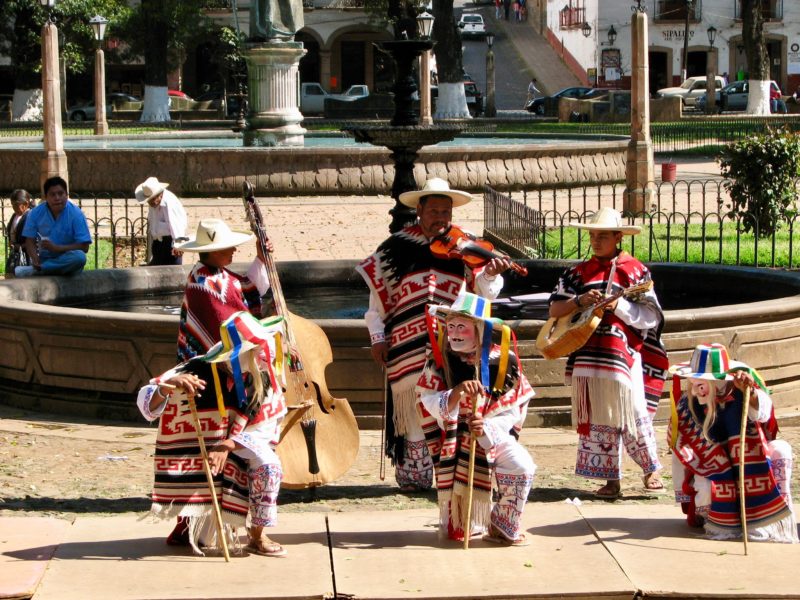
17,176 -> 91,276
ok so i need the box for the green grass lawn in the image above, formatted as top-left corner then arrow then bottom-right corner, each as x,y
1,239 -> 115,275
542,222 -> 800,268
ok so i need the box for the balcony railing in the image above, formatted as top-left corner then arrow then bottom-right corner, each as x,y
202,0 -> 234,9
559,6 -> 586,29
653,0 -> 702,22
735,0 -> 783,21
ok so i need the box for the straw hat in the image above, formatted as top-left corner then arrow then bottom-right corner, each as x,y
135,176 -> 169,203
202,312 -> 286,365
669,343 -> 746,381
569,207 -> 641,235
398,177 -> 473,209
174,219 -> 253,252
428,290 -> 501,328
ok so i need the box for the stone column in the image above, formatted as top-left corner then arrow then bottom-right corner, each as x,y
319,49 -> 332,91
41,21 -> 68,192
94,47 -> 109,136
419,50 -> 433,126
623,10 -> 654,215
486,47 -> 496,118
705,48 -> 717,114
243,42 -> 307,147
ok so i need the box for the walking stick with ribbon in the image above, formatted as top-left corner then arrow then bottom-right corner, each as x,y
379,367 -> 388,481
181,387 -> 231,562
739,384 -> 750,556
463,390 -> 486,550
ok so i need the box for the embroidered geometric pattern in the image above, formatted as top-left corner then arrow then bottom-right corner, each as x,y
493,472 -> 533,540
249,463 -> 282,527
395,439 -> 433,489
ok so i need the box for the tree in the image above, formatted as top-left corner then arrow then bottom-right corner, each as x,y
118,0 -> 212,122
741,0 -> 770,115
0,0 -> 131,121
365,0 -> 468,118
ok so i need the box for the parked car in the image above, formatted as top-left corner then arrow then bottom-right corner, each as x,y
656,75 -> 725,107
67,99 -> 113,121
525,86 -> 592,115
697,79 -> 782,113
458,13 -> 486,39
168,89 -> 189,98
299,82 -> 369,114
195,90 -> 242,117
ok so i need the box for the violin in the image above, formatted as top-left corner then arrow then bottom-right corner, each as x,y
430,225 -> 528,276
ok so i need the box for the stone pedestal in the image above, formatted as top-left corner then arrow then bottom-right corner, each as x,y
41,22 -> 68,192
419,50 -> 433,126
243,42 -> 306,147
94,48 -> 109,136
624,11 -> 654,214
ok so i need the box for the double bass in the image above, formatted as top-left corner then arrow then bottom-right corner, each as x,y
242,181 -> 359,489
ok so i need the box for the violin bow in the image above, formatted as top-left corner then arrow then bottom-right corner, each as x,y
739,384 -> 750,556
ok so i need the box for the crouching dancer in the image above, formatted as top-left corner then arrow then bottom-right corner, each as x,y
669,343 -> 797,543
137,311 -> 290,557
417,292 -> 535,545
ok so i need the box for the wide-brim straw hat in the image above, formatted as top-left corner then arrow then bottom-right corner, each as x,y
398,177 -> 473,208
174,218 -> 253,252
135,176 -> 169,203
202,312 -> 286,365
569,207 -> 641,235
668,342 -> 747,381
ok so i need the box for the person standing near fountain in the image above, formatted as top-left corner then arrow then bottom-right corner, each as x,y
174,219 -> 270,364
357,178 -> 512,492
4,189 -> 33,278
417,292 -> 535,545
134,176 -> 188,266
668,343 -> 797,542
546,208 -> 668,499
16,176 -> 91,277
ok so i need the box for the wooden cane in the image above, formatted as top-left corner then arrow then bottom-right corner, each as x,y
463,391 -> 484,550
186,392 -> 231,562
379,367 -> 388,481
739,385 -> 750,556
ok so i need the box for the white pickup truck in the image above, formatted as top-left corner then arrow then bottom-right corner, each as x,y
300,83 -> 369,114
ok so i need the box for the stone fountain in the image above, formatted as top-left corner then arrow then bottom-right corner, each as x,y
343,14 -> 463,232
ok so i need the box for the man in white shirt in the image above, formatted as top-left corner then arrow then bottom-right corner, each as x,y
135,176 -> 188,266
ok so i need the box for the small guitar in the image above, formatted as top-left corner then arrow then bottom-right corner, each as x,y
535,281 -> 653,360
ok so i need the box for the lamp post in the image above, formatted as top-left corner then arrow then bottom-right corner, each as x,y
681,0 -> 694,81
89,15 -> 109,135
39,0 -> 68,191
704,24 -> 717,114
485,31 -> 496,118
417,11 -> 434,126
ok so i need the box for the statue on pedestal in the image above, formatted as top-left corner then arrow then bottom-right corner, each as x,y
249,0 -> 304,42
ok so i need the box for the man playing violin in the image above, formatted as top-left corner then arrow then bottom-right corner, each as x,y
546,207 -> 668,499
357,178 -> 512,492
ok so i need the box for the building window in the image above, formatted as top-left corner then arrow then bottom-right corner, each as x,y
654,0 -> 702,22
734,0 -> 783,21
559,1 -> 586,30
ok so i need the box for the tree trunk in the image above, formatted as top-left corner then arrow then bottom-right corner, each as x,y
432,0 -> 469,119
742,0 -> 770,115
140,0 -> 171,122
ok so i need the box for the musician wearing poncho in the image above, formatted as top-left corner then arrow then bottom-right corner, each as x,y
417,292 -> 535,544
669,343 -> 797,543
175,219 -> 270,363
547,208 -> 668,499
137,312 -> 291,557
357,178 -> 511,492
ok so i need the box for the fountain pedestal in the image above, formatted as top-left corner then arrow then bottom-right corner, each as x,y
344,39 -> 463,232
243,42 -> 307,147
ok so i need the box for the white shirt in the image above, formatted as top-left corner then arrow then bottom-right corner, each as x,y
148,189 -> 188,242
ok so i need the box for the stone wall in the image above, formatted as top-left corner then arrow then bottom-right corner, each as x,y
0,139 -> 628,196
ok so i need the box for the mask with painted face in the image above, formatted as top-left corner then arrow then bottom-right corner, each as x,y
446,315 -> 479,354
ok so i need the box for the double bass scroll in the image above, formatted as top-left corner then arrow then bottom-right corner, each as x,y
241,181 -> 359,489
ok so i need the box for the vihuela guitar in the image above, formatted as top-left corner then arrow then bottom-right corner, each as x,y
535,280 -> 653,360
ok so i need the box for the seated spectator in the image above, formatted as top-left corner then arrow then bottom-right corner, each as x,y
770,86 -> 787,114
17,176 -> 91,277
5,189 -> 33,278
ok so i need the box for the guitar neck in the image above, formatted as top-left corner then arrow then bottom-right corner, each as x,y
588,282 -> 651,311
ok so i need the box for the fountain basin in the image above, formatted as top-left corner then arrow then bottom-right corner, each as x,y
0,133 -> 627,195
1,260 -> 800,427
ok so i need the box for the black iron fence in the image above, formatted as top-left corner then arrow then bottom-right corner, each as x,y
484,182 -> 800,269
1,194 -> 148,273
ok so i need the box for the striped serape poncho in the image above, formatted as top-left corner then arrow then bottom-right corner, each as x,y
178,262 -> 264,362
550,252 -> 668,435
356,224 -> 478,438
417,347 -> 533,539
670,386 -> 795,539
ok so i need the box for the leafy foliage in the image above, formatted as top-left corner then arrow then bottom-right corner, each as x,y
719,128 -> 800,236
0,0 -> 132,89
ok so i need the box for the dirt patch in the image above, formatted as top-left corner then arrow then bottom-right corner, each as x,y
3,422 -> 797,522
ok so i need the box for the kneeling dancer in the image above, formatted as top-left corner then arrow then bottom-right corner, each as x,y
417,292 -> 535,545
137,311 -> 290,556
669,343 -> 797,543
